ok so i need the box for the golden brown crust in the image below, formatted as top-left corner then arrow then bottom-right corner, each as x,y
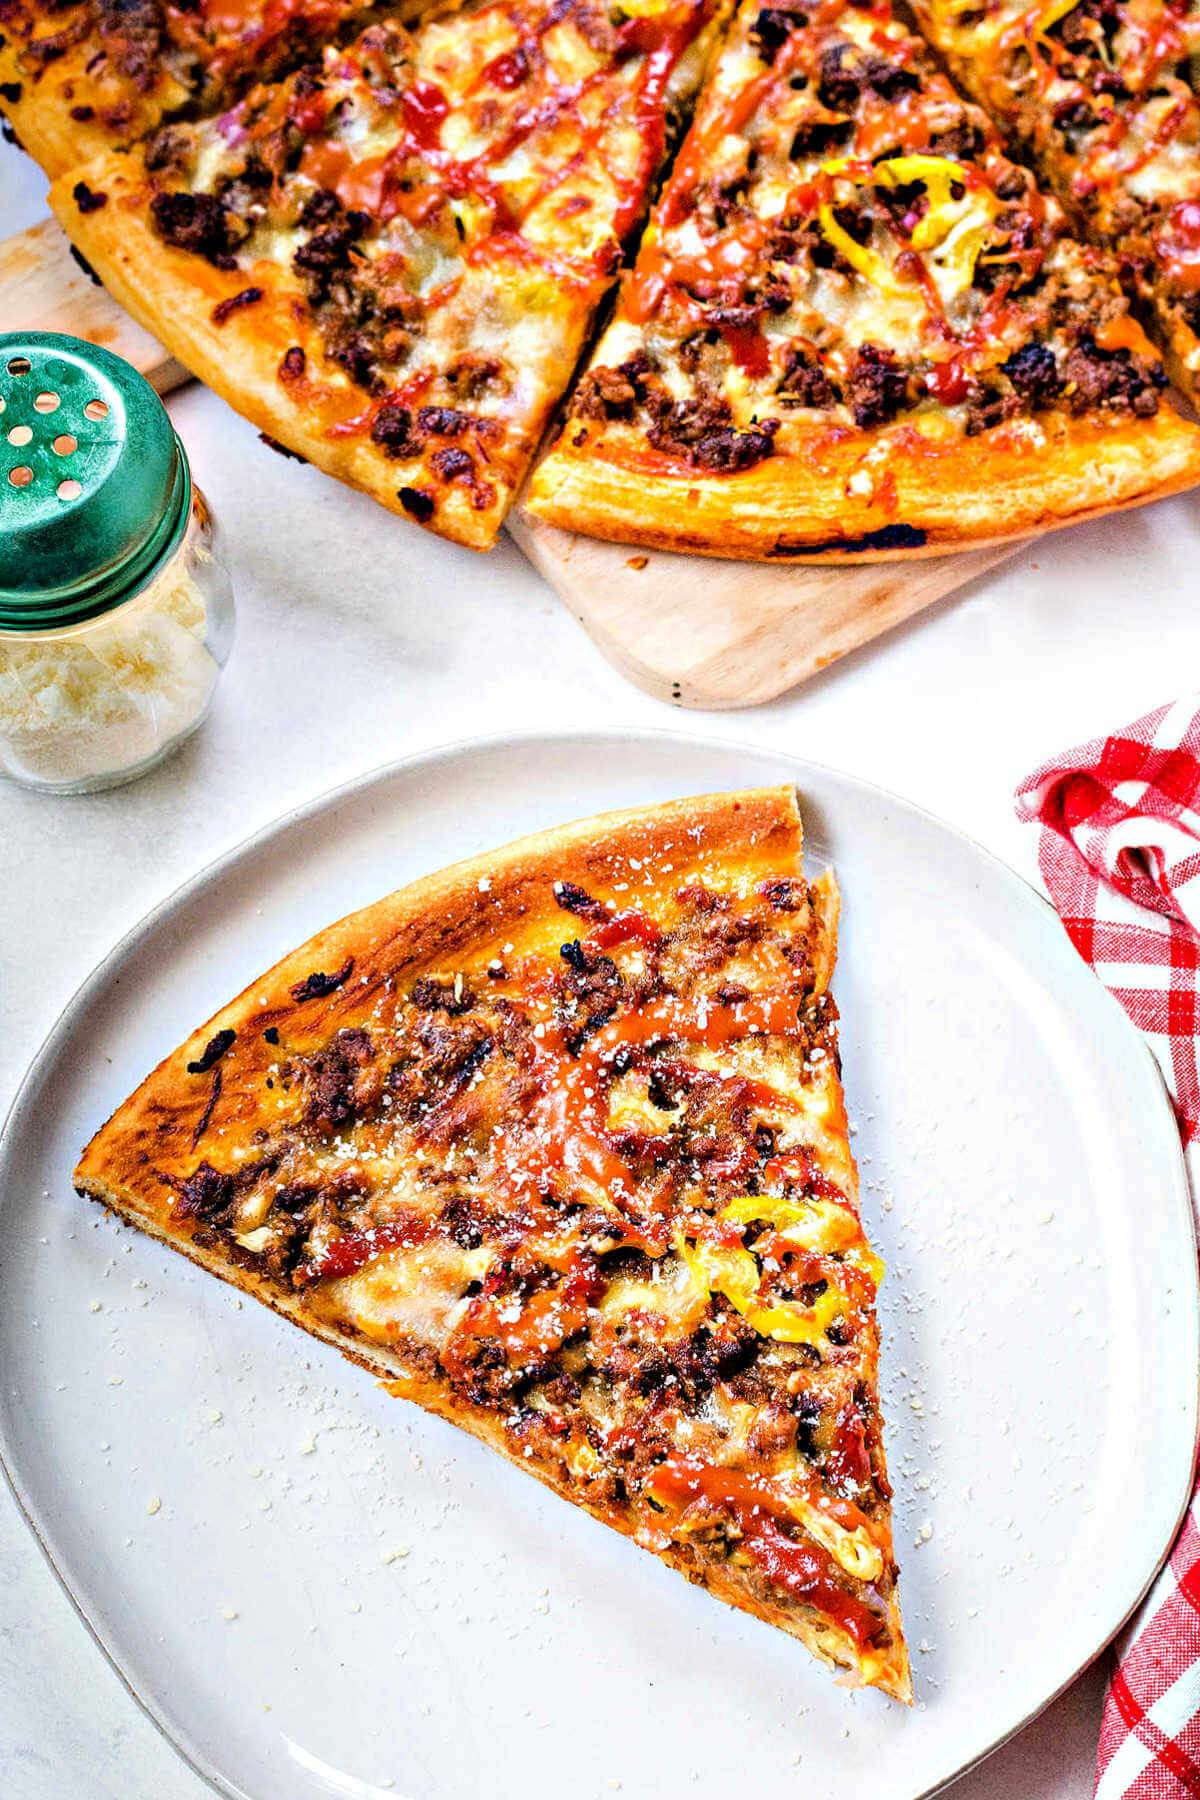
76,789 -> 806,1181
525,406 -> 1200,561
0,37 -> 185,177
75,788 -> 910,1701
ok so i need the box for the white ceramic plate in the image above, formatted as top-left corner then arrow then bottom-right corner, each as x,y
1,731 -> 1196,1800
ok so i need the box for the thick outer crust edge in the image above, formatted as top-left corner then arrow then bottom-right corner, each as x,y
47,156 -> 533,551
76,788 -> 809,1173
73,786 -> 911,1703
524,406 -> 1200,561
0,44 -> 184,178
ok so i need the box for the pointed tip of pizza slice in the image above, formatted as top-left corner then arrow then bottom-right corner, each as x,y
525,0 -> 1200,561
75,786 -> 911,1702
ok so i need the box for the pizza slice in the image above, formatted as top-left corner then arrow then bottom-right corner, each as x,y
47,0 -> 724,549
75,788 -> 911,1700
907,0 -> 1200,403
0,0 -> 417,178
525,0 -> 1200,559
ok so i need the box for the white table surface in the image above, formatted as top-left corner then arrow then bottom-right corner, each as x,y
5,144 -> 1199,1800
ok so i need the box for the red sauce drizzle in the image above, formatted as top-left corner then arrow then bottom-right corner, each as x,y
585,907 -> 664,952
922,359 -> 970,404
1157,198 -> 1200,292
400,78 -> 450,151
720,321 -> 772,376
452,1248 -> 605,1362
296,1209 -> 437,1284
824,1401 -> 874,1492
608,14 -> 709,244
651,1456 -> 884,1648
490,990 -> 803,1238
482,46 -> 530,90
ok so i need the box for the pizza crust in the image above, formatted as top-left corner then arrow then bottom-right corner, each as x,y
0,37 -> 187,177
525,406 -> 1200,561
75,788 -> 809,1202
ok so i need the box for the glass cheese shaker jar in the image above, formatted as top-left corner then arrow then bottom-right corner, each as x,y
0,332 -> 235,794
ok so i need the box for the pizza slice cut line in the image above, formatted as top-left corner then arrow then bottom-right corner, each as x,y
906,0 -> 1200,404
44,0 -> 727,547
74,787 -> 912,1701
525,0 -> 1200,559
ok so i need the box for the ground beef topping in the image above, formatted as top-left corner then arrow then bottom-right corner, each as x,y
143,859 -> 898,1660
150,190 -> 244,268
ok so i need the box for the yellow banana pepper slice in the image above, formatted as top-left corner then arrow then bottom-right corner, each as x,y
677,1191 -> 883,1347
719,1193 -> 885,1288
815,153 -> 999,296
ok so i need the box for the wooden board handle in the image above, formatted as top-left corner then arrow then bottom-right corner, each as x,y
509,511 -> 1017,709
0,216 -> 188,392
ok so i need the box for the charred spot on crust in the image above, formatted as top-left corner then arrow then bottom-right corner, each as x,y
399,486 -> 435,522
186,1028 -> 235,1074
211,285 -> 263,325
290,958 -> 354,1002
259,433 -> 307,461
73,180 -> 107,213
772,523 -> 928,555
69,244 -> 102,286
278,345 -> 306,382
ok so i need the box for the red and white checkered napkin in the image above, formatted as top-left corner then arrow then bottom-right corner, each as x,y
1015,695 -> 1200,1800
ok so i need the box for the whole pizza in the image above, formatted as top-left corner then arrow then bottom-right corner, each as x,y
5,0 -> 1200,555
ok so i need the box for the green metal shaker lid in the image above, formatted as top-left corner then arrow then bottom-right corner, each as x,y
0,332 -> 190,631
